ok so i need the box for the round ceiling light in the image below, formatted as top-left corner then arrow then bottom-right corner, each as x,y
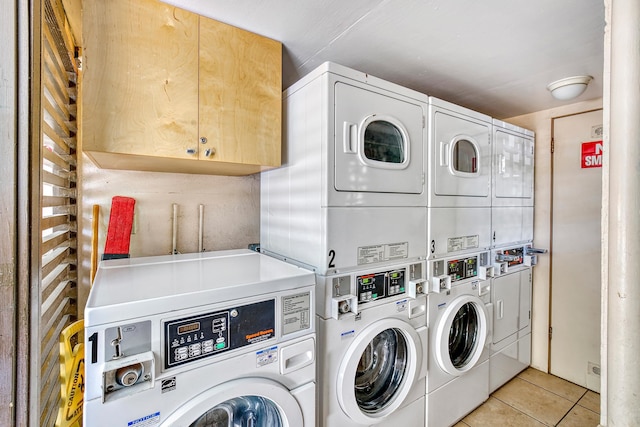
547,75 -> 593,101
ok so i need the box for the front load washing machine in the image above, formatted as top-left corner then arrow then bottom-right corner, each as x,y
425,258 -> 492,427
261,62 -> 428,275
315,261 -> 428,426
83,249 -> 317,426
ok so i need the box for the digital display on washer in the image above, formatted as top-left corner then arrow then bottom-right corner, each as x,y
177,322 -> 200,335
163,299 -> 275,369
357,269 -> 405,304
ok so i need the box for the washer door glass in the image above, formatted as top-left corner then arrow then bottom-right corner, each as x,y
449,302 -> 480,368
355,328 -> 408,413
189,396 -> 282,427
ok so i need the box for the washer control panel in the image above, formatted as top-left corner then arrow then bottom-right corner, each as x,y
447,256 -> 478,282
164,299 -> 275,369
357,269 -> 405,304
432,255 -> 479,284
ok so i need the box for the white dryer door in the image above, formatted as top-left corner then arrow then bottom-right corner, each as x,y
336,318 -> 423,425
493,129 -> 534,202
334,82 -> 425,194
159,377 -> 304,427
435,294 -> 489,375
432,110 -> 491,198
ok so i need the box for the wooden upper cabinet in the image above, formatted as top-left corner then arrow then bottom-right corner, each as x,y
82,0 -> 282,175
198,17 -> 282,168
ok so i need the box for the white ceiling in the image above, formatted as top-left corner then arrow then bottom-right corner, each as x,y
162,0 -> 605,119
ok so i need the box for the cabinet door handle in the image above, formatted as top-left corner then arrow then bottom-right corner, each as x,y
186,148 -> 196,155
204,148 -> 215,157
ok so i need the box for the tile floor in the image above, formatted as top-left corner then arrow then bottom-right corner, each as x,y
454,367 -> 601,427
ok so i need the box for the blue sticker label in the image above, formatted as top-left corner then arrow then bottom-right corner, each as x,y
341,330 -> 355,339
128,412 -> 160,426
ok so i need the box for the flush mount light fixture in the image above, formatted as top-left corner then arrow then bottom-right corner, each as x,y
547,75 -> 593,100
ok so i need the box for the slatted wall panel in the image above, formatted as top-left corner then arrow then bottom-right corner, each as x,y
40,0 -> 78,424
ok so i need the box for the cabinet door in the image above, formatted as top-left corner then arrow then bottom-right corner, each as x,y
492,272 -> 520,344
519,270 -> 532,331
198,17 -> 282,167
83,0 -> 199,161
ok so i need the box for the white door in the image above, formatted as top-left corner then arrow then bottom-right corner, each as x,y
550,109 -> 602,392
519,269 -> 532,332
492,271 -> 521,345
334,82 -> 425,194
432,110 -> 491,199
493,127 -> 535,204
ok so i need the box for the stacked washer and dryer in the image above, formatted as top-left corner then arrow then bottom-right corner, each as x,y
260,62 -> 541,426
83,250 -> 317,426
424,98 -> 495,427
489,120 -> 542,393
261,62 -> 429,426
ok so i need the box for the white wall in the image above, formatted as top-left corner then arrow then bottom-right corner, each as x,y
506,97 -> 603,372
77,154 -> 261,313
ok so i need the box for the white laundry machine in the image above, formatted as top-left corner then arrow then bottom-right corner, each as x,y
83,249 -> 317,427
427,97 -> 492,259
315,260 -> 428,426
261,62 -> 428,275
489,244 -> 535,393
425,252 -> 493,427
491,119 -> 535,248
428,97 -> 492,209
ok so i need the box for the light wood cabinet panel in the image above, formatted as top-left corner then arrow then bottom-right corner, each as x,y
82,0 -> 199,160
198,16 -> 282,167
82,0 -> 282,175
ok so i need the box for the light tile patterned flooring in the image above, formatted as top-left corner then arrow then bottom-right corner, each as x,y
455,368 -> 600,427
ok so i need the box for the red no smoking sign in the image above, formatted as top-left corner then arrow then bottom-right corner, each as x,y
581,140 -> 603,168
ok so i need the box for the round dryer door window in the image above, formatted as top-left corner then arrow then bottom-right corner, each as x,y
362,119 -> 407,165
337,318 -> 422,425
435,295 -> 488,376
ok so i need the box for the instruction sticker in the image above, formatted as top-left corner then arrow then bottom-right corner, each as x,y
282,292 -> 311,335
256,346 -> 278,367
447,235 -> 479,253
395,299 -> 408,312
358,242 -> 408,265
128,412 -> 160,426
